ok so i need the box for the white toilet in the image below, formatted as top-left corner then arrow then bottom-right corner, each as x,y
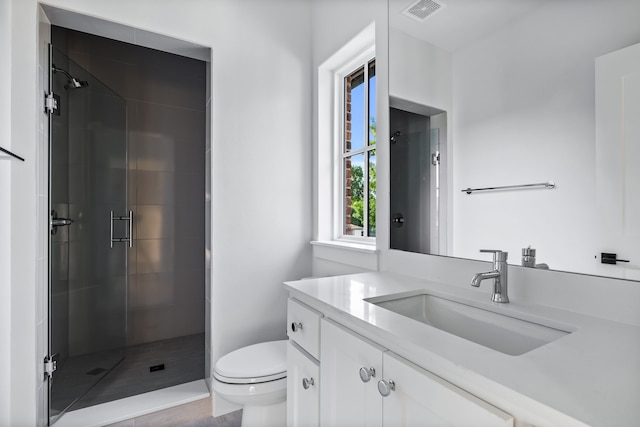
212,340 -> 288,427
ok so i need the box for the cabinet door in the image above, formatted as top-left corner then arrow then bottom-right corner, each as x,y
287,341 -> 320,427
320,319 -> 385,427
381,352 -> 513,427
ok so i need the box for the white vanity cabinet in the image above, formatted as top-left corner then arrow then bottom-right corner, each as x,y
287,341 -> 320,427
287,299 -> 322,427
320,318 -> 385,427
320,319 -> 514,427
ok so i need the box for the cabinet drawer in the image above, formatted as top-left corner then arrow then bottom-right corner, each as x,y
287,298 -> 321,359
287,341 -> 320,427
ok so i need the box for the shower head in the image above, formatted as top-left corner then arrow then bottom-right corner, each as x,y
52,66 -> 89,90
65,78 -> 88,90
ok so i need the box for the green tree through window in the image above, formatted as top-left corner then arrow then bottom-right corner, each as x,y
349,118 -> 376,235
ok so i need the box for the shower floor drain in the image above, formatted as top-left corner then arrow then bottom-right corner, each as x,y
149,363 -> 165,372
86,367 -> 107,376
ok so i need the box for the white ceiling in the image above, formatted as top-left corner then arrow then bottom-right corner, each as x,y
388,0 -> 550,52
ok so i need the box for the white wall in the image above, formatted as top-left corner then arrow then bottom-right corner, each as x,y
311,0 -> 385,72
8,0 -> 313,423
9,0 -> 40,425
389,29 -> 451,112
452,0 -> 640,276
207,1 -> 312,415
0,2 -> 13,425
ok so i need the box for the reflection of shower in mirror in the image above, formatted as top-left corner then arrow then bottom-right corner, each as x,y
389,99 -> 447,256
390,130 -> 403,144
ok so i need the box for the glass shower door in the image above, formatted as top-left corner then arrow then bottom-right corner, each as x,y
48,45 -> 128,424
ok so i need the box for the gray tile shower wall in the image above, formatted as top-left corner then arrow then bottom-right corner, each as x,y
52,26 -> 206,346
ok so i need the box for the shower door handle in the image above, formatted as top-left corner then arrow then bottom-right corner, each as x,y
110,210 -> 133,248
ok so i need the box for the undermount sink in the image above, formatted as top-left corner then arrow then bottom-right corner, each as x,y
366,292 -> 571,356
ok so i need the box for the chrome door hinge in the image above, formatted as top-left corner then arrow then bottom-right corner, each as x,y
44,92 -> 58,114
44,355 -> 57,379
431,151 -> 440,166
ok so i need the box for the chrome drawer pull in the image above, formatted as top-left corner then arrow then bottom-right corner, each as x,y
378,379 -> 395,397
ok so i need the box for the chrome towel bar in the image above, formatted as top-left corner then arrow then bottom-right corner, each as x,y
462,181 -> 555,194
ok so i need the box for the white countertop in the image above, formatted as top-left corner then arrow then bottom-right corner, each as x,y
284,271 -> 640,427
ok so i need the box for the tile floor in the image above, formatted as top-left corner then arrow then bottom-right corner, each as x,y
52,333 -> 205,415
181,411 -> 242,427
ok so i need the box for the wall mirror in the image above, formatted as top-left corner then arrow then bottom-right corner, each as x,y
388,0 -> 640,280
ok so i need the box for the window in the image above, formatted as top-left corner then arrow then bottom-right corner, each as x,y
313,27 -> 376,252
341,58 -> 376,239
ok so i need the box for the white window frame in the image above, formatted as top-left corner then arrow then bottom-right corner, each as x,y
333,46 -> 376,244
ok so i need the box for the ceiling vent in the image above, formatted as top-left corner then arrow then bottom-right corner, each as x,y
402,0 -> 446,22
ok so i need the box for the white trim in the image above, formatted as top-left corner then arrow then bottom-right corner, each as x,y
311,241 -> 378,271
311,240 -> 378,253
337,235 -> 376,246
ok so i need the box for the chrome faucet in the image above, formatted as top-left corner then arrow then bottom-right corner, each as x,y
471,249 -> 509,303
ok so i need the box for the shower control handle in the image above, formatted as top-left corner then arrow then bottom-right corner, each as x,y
302,377 -> 314,390
50,209 -> 74,235
391,213 -> 404,228
51,218 -> 73,227
291,322 -> 303,333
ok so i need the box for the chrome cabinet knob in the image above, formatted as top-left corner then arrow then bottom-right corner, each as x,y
378,379 -> 395,397
359,367 -> 376,383
302,377 -> 314,390
291,322 -> 303,332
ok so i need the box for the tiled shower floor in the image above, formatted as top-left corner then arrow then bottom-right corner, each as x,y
53,333 -> 205,413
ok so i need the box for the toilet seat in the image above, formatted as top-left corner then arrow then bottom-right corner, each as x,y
213,340 -> 287,385
214,370 -> 286,384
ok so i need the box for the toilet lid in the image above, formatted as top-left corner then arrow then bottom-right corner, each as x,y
214,340 -> 287,383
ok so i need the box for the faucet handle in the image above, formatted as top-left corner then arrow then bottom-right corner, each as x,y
479,249 -> 508,262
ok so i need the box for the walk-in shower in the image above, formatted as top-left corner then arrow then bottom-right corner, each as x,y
46,27 -> 207,425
